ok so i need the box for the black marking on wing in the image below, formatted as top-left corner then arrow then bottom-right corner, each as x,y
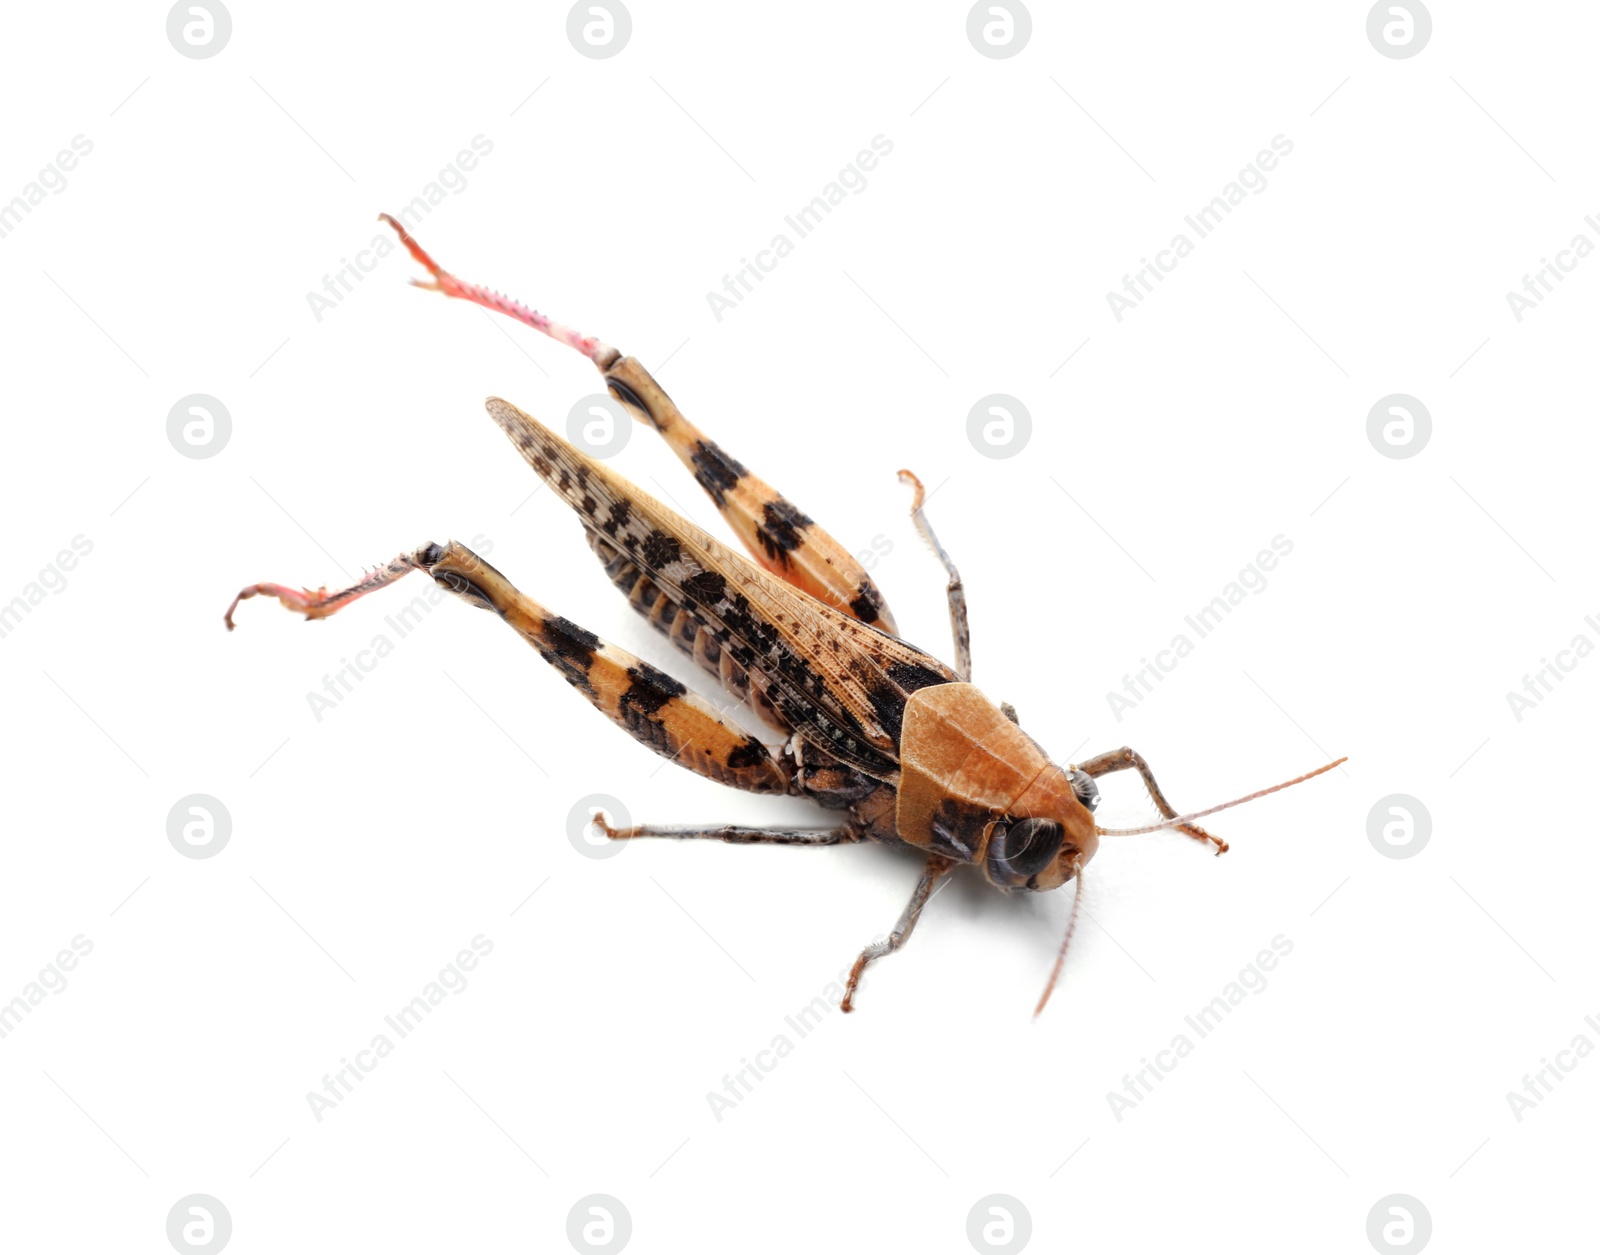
856,658 -> 953,742
602,499 -> 631,538
587,530 -> 793,732
642,530 -> 682,568
888,659 -> 953,691
682,569 -> 727,602
486,398 -> 956,777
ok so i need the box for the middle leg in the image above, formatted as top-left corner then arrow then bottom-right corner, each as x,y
841,853 -> 954,1012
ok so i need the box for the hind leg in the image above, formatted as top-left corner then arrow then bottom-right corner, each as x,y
380,214 -> 898,631
226,540 -> 793,795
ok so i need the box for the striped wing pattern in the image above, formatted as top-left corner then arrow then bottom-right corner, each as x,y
485,397 -> 955,780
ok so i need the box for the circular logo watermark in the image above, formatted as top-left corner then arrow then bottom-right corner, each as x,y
967,394 -> 1031,459
166,2 -> 232,59
1367,794 -> 1430,860
967,2 -> 1032,59
566,1194 -> 631,1253
966,1194 -> 1031,1252
1366,393 -> 1430,459
567,394 -> 631,460
1366,1193 -> 1431,1253
567,1 -> 631,59
1366,2 -> 1431,59
166,1194 -> 232,1253
168,795 -> 232,860
167,394 -> 232,459
567,794 -> 630,859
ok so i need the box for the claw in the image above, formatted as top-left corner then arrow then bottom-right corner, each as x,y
377,212 -> 616,364
224,551 -> 426,631
224,582 -> 332,630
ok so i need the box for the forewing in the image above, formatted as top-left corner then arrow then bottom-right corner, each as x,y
485,397 -> 954,778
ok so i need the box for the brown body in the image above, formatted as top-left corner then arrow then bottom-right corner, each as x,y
226,217 -> 1339,1013
897,684 -> 1098,889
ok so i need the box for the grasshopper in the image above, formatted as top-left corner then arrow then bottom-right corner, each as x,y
227,217 -> 1343,1014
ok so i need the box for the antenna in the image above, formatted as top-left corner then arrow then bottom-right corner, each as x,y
1095,758 -> 1346,837
1033,863 -> 1085,1018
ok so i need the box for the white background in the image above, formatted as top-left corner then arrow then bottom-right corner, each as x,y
1,2 -> 1595,1252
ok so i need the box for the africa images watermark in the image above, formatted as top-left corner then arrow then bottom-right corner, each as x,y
1106,934 -> 1293,1121
704,943 -> 884,1122
0,935 -> 94,1041
305,532 -> 495,721
0,535 -> 94,641
1503,613 -> 1600,722
1505,1009 -> 1600,1123
1503,213 -> 1600,322
0,135 -> 93,241
1106,534 -> 1293,721
1106,134 -> 1294,322
305,134 -> 495,322
705,134 -> 894,323
306,935 -> 493,1122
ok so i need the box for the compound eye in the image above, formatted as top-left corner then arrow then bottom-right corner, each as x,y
986,817 -> 1064,888
1069,768 -> 1100,813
